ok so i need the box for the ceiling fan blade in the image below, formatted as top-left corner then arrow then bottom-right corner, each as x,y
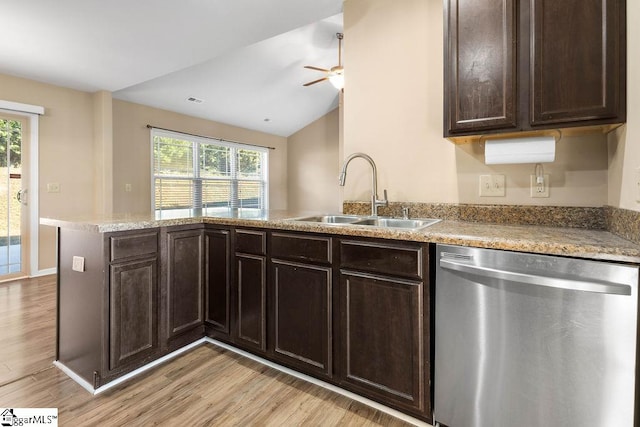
304,65 -> 330,72
303,77 -> 329,87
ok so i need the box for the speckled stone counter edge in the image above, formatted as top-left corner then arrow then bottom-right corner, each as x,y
344,202 -> 640,245
40,205 -> 640,263
605,206 -> 640,245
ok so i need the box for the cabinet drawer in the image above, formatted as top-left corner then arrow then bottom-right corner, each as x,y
110,231 -> 158,262
340,240 -> 423,280
271,233 -> 331,264
235,229 -> 266,255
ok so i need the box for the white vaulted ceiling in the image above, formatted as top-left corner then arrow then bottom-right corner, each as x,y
0,0 -> 343,136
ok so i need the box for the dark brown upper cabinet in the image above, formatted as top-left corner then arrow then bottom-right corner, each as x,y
444,0 -> 626,139
444,0 -> 518,134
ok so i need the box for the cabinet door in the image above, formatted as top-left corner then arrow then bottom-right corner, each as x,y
166,229 -> 204,340
340,271 -> 428,416
109,258 -> 158,371
204,229 -> 231,334
530,0 -> 624,126
236,254 -> 267,352
444,0 -> 518,134
271,260 -> 332,378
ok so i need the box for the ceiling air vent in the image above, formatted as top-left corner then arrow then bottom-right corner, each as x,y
186,97 -> 204,104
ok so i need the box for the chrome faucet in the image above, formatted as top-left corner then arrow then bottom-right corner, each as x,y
338,152 -> 388,216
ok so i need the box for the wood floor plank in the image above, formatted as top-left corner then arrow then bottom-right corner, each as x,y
0,275 -> 57,385
0,275 -> 420,426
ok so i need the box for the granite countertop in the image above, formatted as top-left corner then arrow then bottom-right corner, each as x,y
40,208 -> 640,263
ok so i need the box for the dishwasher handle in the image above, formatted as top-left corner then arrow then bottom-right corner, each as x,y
439,257 -> 631,296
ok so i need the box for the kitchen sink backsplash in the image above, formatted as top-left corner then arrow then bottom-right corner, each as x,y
605,206 -> 640,246
343,202 -> 640,245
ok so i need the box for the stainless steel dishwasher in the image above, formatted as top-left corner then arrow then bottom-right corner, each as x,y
434,244 -> 639,427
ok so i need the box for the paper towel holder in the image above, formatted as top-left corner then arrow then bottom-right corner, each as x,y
477,129 -> 563,148
482,130 -> 562,164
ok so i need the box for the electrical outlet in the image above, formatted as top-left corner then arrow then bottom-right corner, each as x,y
125,183 -> 132,192
530,174 -> 550,198
479,174 -> 506,197
72,256 -> 85,272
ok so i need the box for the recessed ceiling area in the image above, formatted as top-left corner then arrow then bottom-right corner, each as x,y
0,0 -> 344,136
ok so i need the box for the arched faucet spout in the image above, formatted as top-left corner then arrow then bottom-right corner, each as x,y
338,152 -> 388,216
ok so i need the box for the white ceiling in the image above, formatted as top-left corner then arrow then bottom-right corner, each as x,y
0,0 -> 344,137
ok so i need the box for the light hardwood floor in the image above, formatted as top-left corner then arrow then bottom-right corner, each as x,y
0,276 -> 415,426
0,275 -> 57,386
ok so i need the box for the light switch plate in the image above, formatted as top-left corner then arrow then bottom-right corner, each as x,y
479,174 -> 506,197
72,256 -> 85,272
47,182 -> 60,193
530,174 -> 550,198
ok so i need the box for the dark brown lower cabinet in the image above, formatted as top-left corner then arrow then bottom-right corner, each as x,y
340,271 -> 428,417
101,229 -> 161,384
165,229 -> 204,344
204,228 -> 231,336
58,223 -> 432,422
270,259 -> 332,378
338,238 -> 431,420
235,253 -> 267,352
109,258 -> 159,371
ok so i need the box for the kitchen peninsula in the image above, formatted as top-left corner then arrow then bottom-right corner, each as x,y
42,207 -> 640,424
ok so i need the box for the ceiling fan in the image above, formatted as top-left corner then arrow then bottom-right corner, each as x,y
303,33 -> 344,90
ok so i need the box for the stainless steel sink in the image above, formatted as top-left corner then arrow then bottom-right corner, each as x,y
289,214 -> 363,224
352,217 -> 441,229
287,214 -> 440,230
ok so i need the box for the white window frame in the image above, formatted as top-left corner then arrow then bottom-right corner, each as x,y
150,129 -> 269,212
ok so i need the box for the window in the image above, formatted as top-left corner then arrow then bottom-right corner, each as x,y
152,129 -> 268,213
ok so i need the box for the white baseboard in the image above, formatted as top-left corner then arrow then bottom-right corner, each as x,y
31,268 -> 56,277
55,339 -> 206,395
56,338 -> 433,427
53,361 -> 95,394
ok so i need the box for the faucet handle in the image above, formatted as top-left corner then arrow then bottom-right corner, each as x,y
376,189 -> 388,207
373,189 -> 388,214
402,206 -> 410,219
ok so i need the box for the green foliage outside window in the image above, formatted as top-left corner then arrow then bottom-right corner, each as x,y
0,119 -> 21,168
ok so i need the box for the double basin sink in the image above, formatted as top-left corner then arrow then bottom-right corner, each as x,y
287,214 -> 441,231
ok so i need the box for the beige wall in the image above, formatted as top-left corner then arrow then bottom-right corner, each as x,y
93,90 -> 113,215
342,0 -> 612,208
608,1 -> 640,212
287,108 -> 341,212
455,134 -> 608,206
112,100 -> 288,213
0,73 -> 96,271
0,76 -> 289,272
343,0 -> 458,205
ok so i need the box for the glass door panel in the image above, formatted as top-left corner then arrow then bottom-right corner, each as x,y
0,118 -> 24,278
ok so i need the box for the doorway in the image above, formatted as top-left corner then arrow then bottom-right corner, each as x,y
0,114 -> 28,280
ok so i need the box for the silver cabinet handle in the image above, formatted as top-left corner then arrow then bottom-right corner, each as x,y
439,258 -> 631,296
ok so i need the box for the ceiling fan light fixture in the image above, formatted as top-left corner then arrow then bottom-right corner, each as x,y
329,69 -> 344,90
303,32 -> 345,90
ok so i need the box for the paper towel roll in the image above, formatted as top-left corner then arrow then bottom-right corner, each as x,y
484,136 -> 556,164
